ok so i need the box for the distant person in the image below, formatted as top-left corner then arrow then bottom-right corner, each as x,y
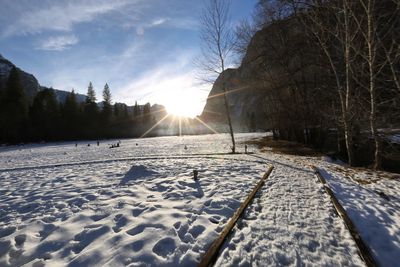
75,143 -> 78,147
184,145 -> 188,150
97,141 -> 100,146
245,145 -> 248,154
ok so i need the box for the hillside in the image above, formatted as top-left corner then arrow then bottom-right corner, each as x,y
0,54 -> 41,99
200,26 -> 271,132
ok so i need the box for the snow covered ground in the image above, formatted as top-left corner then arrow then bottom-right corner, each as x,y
215,153 -> 364,266
0,133 -> 399,266
316,164 -> 400,267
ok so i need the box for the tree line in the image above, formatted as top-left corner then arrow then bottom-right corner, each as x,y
0,67 -> 158,144
232,0 -> 399,169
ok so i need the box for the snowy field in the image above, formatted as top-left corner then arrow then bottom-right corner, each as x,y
0,133 -> 399,266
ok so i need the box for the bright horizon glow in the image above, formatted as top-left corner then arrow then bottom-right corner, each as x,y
118,67 -> 208,118
164,91 -> 201,117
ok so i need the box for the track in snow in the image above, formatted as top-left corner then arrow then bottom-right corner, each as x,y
213,154 -> 366,267
0,153 -> 266,173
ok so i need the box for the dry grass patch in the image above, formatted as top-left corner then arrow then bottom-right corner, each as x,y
246,136 -> 323,157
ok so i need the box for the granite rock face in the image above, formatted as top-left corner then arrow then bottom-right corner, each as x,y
0,54 -> 41,99
0,54 -> 87,103
200,27 -> 271,132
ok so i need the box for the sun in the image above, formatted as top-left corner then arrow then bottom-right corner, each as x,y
166,100 -> 198,117
163,89 -> 204,118
142,74 -> 208,118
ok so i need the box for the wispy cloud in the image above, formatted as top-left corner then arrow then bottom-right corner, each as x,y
135,17 -> 169,36
125,16 -> 198,36
1,0 -> 135,37
36,35 -> 79,51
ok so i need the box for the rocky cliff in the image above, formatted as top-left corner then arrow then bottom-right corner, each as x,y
0,55 -> 125,107
0,54 -> 87,103
0,54 -> 41,99
200,27 -> 270,132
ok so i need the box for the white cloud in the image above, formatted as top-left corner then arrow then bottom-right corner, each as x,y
1,0 -> 136,37
151,18 -> 168,26
37,35 -> 79,51
131,16 -> 198,36
135,17 -> 168,36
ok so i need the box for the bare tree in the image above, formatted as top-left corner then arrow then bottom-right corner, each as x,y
234,19 -> 257,62
199,0 -> 236,153
347,0 -> 399,169
288,0 -> 359,166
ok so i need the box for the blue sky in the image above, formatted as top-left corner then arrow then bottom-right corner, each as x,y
0,0 -> 257,116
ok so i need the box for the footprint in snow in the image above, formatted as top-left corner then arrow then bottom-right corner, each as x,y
127,240 -> 144,252
131,207 -> 147,217
126,224 -> 164,236
38,223 -> 57,241
189,225 -> 205,238
113,214 -> 129,233
72,225 -> 110,254
173,221 -> 181,229
153,237 -> 176,258
0,240 -> 12,257
84,194 -> 97,201
90,213 -> 110,222
308,240 -> 320,252
0,226 -> 16,238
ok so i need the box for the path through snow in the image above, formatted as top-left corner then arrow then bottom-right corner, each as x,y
216,153 -> 364,266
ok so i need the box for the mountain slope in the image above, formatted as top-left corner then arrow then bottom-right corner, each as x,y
200,27 -> 271,132
0,54 -> 41,99
0,54 -> 87,102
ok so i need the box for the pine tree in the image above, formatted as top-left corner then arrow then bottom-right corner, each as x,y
133,101 -> 141,118
101,83 -> 112,123
30,88 -> 59,140
103,83 -> 112,105
0,84 -> 5,142
122,104 -> 129,118
114,103 -> 121,118
142,102 -> 151,125
86,82 -> 96,103
84,83 -> 99,138
2,67 -> 28,142
143,103 -> 151,115
62,89 -> 79,139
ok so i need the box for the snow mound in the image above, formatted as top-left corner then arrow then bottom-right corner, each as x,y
119,165 -> 158,185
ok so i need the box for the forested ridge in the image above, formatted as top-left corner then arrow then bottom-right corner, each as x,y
0,67 -> 160,143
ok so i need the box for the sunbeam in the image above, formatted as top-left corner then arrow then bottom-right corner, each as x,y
133,108 -> 168,121
206,85 -> 251,100
201,108 -> 224,116
140,114 -> 170,138
194,117 -> 219,134
179,116 -> 182,137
